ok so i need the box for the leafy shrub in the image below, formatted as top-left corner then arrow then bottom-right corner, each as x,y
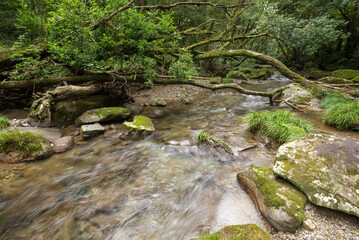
0,129 -> 43,157
319,94 -> 359,130
245,110 -> 314,143
0,115 -> 10,129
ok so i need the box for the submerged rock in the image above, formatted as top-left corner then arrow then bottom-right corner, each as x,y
123,102 -> 143,115
80,123 -> 105,139
75,107 -> 131,126
149,98 -> 167,107
237,167 -> 306,233
195,224 -> 272,240
123,115 -> 155,132
273,134 -> 359,217
53,136 -> 74,153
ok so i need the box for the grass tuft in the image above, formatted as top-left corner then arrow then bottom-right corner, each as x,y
0,129 -> 43,157
0,114 -> 10,129
244,110 -> 314,143
196,131 -> 233,154
319,94 -> 359,131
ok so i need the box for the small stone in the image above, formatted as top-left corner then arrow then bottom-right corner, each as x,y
304,205 -> 311,210
80,123 -> 105,139
180,98 -> 190,105
303,218 -> 316,231
53,136 -> 74,153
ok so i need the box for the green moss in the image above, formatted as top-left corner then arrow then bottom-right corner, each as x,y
346,169 -> 359,176
209,77 -> 222,84
97,107 -> 131,118
226,71 -> 247,80
123,115 -> 155,132
353,75 -> 359,83
0,129 -> 43,157
332,69 -> 359,80
197,224 -> 272,240
0,114 -> 10,129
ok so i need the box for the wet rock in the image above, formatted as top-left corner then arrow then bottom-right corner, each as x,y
276,83 -> 314,105
149,98 -> 167,107
75,107 -> 131,126
53,136 -> 74,153
318,76 -> 353,84
180,98 -> 190,105
123,102 -> 143,115
195,224 -> 272,240
273,134 -> 359,217
80,123 -> 105,139
148,109 -> 164,118
237,167 -> 306,233
123,116 -> 155,132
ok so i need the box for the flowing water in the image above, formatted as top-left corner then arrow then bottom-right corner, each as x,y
0,73 -> 292,240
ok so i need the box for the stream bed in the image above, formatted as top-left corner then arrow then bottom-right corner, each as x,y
1,73 -> 351,240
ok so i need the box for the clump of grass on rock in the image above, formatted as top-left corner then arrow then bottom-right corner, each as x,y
319,94 -> 359,131
0,129 -> 43,157
245,110 -> 314,143
196,131 -> 233,154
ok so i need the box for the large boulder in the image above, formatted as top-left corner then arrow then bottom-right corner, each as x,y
195,224 -> 272,240
52,95 -> 118,124
0,135 -> 53,163
123,115 -> 155,132
276,83 -> 314,105
332,69 -> 359,80
237,167 -> 306,233
273,134 -> 359,217
75,107 -> 131,126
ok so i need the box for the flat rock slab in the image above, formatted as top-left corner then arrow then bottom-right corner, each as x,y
273,134 -> 359,217
238,167 -> 306,233
81,123 -> 105,139
76,107 -> 131,125
7,127 -> 62,142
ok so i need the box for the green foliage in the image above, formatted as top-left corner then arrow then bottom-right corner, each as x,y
169,52 -> 198,82
0,129 -> 43,157
0,115 -> 10,129
245,110 -> 314,143
319,94 -> 359,130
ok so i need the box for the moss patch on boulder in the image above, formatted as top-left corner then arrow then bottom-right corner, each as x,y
123,115 -> 155,132
75,107 -> 131,126
238,167 -> 306,232
149,98 -> 167,107
332,69 -> 359,80
196,224 -> 272,240
273,134 -> 359,217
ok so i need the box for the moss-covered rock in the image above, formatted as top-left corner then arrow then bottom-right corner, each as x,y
332,69 -> 359,80
307,68 -> 330,80
149,98 -> 167,107
0,130 -> 53,163
123,115 -> 155,132
353,75 -> 359,83
273,134 -> 359,217
226,71 -> 248,80
75,107 -> 131,126
237,167 -> 306,233
52,95 -> 118,124
276,83 -> 314,105
195,224 -> 272,240
246,68 -> 273,79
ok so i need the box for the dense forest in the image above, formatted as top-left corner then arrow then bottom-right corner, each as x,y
0,1 -> 359,240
